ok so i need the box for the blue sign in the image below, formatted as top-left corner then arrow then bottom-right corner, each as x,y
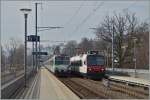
27,35 -> 40,42
32,52 -> 48,55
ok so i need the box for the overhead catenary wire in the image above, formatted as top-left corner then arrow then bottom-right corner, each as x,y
84,1 -> 138,38
59,0 -> 86,41
71,1 -> 104,37
63,0 -> 86,27
63,1 -> 101,41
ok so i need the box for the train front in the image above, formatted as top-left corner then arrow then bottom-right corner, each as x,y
54,55 -> 70,76
86,51 -> 105,79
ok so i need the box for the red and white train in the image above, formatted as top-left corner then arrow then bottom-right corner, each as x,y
69,51 -> 105,79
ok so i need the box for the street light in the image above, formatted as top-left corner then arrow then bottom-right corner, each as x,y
132,37 -> 137,78
20,8 -> 32,87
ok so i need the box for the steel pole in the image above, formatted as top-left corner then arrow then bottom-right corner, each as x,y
35,3 -> 38,72
24,14 -> 28,87
39,40 -> 40,67
134,40 -> 137,77
107,47 -> 109,68
32,42 -> 34,72
112,23 -> 114,72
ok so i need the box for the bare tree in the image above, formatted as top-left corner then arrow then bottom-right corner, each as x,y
95,12 -> 139,68
5,38 -> 19,71
15,44 -> 24,70
123,12 -> 138,67
135,22 -> 149,69
4,38 -> 25,71
1,46 -> 6,72
62,40 -> 78,57
53,46 -> 61,55
78,38 -> 94,53
136,32 -> 149,69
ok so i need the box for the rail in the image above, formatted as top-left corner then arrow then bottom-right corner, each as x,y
1,75 -> 25,99
60,78 -> 107,99
1,68 -> 35,99
108,76 -> 149,88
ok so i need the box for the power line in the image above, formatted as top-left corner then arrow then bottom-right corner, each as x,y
60,0 -> 86,38
40,40 -> 67,43
84,1 -> 138,38
58,1 -> 86,42
63,0 -> 86,27
35,4 -> 103,7
72,1 -> 104,36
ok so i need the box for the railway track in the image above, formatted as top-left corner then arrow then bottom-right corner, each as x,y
59,77 -> 148,99
13,71 -> 40,99
87,78 -> 149,99
1,70 -> 38,99
109,81 -> 149,99
60,78 -> 107,99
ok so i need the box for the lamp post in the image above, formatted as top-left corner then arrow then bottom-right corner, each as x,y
106,46 -> 109,68
112,20 -> 115,72
133,37 -> 137,78
20,8 -> 31,87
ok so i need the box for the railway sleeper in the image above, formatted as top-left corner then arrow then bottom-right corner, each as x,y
110,85 -> 148,99
110,81 -> 148,95
70,79 -> 108,99
61,78 -> 107,99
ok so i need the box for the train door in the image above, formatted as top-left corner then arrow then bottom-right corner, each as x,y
80,59 -> 87,75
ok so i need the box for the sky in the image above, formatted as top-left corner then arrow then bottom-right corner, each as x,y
1,0 -> 149,48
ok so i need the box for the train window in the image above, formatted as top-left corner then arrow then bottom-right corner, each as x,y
55,56 -> 69,65
87,55 -> 105,66
71,60 -> 82,66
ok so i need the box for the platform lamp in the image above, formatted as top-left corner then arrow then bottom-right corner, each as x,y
20,8 -> 32,87
132,37 -> 137,78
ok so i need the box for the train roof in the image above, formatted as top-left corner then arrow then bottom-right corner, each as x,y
70,55 -> 82,61
54,54 -> 68,57
70,52 -> 104,62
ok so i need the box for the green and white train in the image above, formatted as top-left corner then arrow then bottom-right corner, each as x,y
45,55 -> 70,76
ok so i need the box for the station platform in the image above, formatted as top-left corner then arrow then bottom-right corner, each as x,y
109,75 -> 149,87
39,67 -> 80,100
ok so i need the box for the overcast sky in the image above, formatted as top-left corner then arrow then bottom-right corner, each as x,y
1,0 -> 149,48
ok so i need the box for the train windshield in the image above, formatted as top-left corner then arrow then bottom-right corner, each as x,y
55,56 -> 69,65
87,55 -> 104,66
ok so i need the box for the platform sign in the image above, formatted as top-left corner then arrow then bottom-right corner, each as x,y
27,35 -> 40,42
32,52 -> 48,55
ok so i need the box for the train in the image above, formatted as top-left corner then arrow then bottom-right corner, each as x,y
44,51 -> 105,79
69,51 -> 105,79
44,54 -> 70,76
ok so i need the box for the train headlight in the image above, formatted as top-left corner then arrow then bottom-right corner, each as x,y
87,67 -> 92,71
101,68 -> 105,71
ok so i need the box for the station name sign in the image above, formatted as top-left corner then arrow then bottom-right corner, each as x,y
32,52 -> 48,55
27,35 -> 40,42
